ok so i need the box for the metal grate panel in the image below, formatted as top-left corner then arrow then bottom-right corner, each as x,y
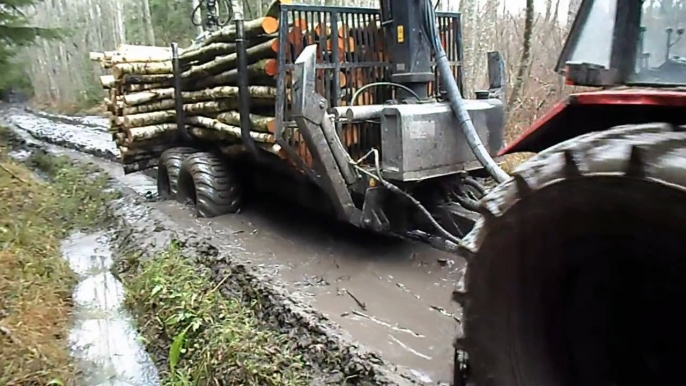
274,4 -> 464,172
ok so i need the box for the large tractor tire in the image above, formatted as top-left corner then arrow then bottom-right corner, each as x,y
455,123 -> 686,386
157,147 -> 199,200
177,152 -> 244,218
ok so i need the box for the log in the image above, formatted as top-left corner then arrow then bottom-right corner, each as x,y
120,110 -> 176,129
90,52 -> 106,62
216,111 -> 276,133
109,51 -> 171,64
123,74 -> 173,85
180,42 -> 236,64
113,61 -> 173,79
123,158 -> 159,174
126,83 -> 164,92
100,75 -> 116,88
182,38 -> 277,79
123,99 -> 177,115
190,59 -> 276,89
219,143 -> 286,159
119,144 -> 170,157
264,59 -> 279,77
122,85 -> 277,106
126,123 -> 178,142
186,116 -> 274,143
121,151 -> 164,164
183,99 -> 240,115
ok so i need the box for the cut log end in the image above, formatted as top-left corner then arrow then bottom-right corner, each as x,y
265,59 -> 279,77
262,16 -> 280,35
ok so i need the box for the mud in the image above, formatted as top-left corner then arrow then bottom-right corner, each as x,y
1,105 -> 465,384
2,104 -> 118,160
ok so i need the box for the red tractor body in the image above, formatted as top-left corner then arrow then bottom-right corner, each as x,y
500,88 -> 686,155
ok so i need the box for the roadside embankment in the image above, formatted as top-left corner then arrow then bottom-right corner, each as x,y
0,126 -> 114,385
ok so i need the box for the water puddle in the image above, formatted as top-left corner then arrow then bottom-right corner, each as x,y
61,231 -> 159,386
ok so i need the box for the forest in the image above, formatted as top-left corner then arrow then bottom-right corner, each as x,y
1,0 -> 685,141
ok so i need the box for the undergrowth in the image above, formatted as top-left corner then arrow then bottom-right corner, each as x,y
124,243 -> 310,386
0,126 -> 114,385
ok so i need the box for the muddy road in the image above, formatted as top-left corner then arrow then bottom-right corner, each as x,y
1,104 -> 465,384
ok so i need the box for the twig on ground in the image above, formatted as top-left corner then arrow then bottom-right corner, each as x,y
345,289 -> 367,311
0,163 -> 27,184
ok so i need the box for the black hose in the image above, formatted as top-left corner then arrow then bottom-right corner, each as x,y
420,0 -> 509,183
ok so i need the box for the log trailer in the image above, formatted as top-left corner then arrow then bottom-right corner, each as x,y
147,0 -> 509,253
452,0 -> 686,385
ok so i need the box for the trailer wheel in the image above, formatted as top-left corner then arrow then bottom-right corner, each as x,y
157,147 -> 199,200
177,152 -> 243,218
456,123 -> 686,385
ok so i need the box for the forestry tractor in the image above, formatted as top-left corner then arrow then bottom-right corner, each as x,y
451,0 -> 686,385
157,0 -> 684,384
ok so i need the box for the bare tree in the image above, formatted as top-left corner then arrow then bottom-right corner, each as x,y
142,0 -> 156,45
507,0 -> 534,110
192,0 -> 204,35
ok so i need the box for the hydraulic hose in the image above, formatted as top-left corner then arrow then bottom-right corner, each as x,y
421,0 -> 509,183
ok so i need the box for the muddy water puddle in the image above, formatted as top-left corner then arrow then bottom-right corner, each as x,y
62,232 -> 159,386
153,198 -> 465,383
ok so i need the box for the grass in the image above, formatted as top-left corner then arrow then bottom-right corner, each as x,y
0,126 -> 114,385
124,243 -> 311,386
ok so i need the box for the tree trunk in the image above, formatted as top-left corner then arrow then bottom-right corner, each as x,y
142,0 -> 156,45
507,0 -> 534,111
192,0 -> 204,36
114,0 -> 126,45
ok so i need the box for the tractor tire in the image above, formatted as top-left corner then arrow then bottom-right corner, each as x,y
455,123 -> 686,386
157,147 -> 199,200
177,152 -> 243,218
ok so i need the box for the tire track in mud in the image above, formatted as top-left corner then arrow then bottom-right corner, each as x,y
1,104 -> 465,384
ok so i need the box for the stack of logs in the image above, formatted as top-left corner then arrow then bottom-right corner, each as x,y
92,0 -> 401,174
92,1 -> 290,173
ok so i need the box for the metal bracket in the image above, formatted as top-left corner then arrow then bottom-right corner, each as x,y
291,45 -> 359,222
171,42 -> 191,142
